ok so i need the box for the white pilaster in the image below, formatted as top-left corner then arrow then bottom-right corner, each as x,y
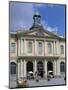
34,60 -> 37,74
21,39 -> 24,56
17,61 -> 21,79
44,41 -> 45,56
53,60 -> 57,76
34,40 -> 35,55
53,41 -> 55,55
18,39 -> 21,56
53,41 -> 57,56
56,60 -> 60,76
56,41 -> 60,56
23,60 -> 26,78
24,39 -> 27,55
44,60 -> 47,78
35,40 -> 37,56
45,40 -> 47,56
42,41 -> 44,56
20,60 -> 24,78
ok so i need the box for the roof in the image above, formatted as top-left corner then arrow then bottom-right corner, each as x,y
10,28 -> 65,41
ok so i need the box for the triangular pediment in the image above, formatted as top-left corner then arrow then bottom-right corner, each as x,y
26,30 -> 50,37
21,29 -> 59,38
17,27 -> 61,39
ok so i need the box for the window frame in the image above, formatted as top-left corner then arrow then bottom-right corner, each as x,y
60,45 -> 64,54
10,62 -> 16,75
28,41 -> 32,53
38,42 -> 42,55
10,42 -> 16,53
60,62 -> 65,73
48,42 -> 52,54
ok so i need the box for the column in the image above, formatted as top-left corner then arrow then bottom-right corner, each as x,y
24,39 -> 27,55
56,60 -> 60,76
44,60 -> 47,78
21,39 -> 24,56
34,40 -> 35,55
18,39 -> 21,56
44,40 -> 45,56
53,60 -> 57,76
56,41 -> 60,56
53,41 -> 55,55
35,40 -> 37,56
45,40 -> 47,56
23,59 -> 26,78
34,60 -> 37,74
17,60 -> 21,79
42,41 -> 45,56
54,41 -> 57,56
55,41 -> 57,55
20,59 -> 24,78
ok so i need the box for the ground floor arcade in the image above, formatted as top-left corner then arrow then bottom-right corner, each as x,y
10,57 -> 65,80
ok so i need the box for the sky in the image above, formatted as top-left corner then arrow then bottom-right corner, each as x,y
9,1 -> 66,36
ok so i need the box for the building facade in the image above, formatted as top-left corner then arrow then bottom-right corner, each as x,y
10,12 -> 66,80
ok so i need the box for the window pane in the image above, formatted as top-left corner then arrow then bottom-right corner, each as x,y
60,62 -> 65,72
48,43 -> 52,54
10,43 -> 16,53
28,42 -> 32,53
10,62 -> 16,74
60,45 -> 64,54
38,42 -> 42,54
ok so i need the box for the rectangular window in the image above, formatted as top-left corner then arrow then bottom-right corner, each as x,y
10,43 -> 16,53
60,45 -> 64,54
48,42 -> 52,54
28,41 -> 32,53
38,42 -> 42,55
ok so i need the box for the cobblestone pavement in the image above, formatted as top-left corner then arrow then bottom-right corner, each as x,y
9,76 -> 66,88
27,78 -> 65,87
9,75 -> 17,88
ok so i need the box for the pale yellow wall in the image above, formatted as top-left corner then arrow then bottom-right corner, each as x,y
59,41 -> 65,58
10,36 -> 65,58
45,41 -> 54,56
10,37 -> 17,58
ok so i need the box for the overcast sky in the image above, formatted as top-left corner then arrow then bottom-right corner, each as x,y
9,1 -> 66,36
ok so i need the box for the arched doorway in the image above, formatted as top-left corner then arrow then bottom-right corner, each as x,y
60,62 -> 65,74
47,61 -> 53,71
10,62 -> 16,75
37,61 -> 44,77
27,61 -> 33,73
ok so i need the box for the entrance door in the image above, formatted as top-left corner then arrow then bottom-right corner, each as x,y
37,61 -> 44,77
47,61 -> 53,71
27,61 -> 33,72
27,61 -> 33,78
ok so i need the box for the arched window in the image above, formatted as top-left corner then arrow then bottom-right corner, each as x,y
47,61 -> 53,71
10,62 -> 16,75
37,61 -> 43,71
27,61 -> 33,72
60,62 -> 65,73
37,61 -> 44,77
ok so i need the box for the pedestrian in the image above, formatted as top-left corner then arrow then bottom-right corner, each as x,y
35,72 -> 39,82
